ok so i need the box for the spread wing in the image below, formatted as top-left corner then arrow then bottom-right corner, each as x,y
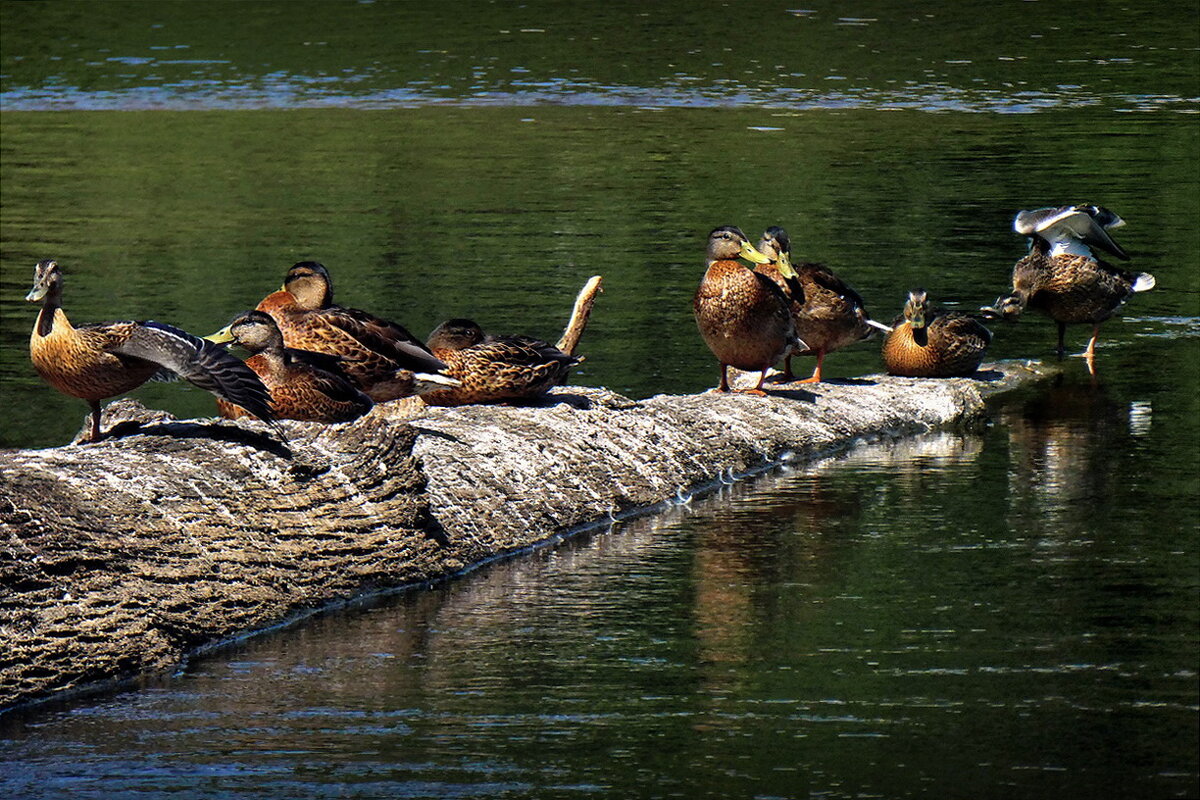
107,320 -> 275,422
1014,205 -> 1130,261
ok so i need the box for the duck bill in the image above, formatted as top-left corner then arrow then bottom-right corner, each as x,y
204,326 -> 236,344
25,285 -> 48,302
977,306 -> 1002,321
738,241 -> 772,265
775,250 -> 799,280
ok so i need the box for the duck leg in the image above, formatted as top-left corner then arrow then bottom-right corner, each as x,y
1055,321 -> 1067,358
86,400 -> 102,443
734,369 -> 770,396
717,364 -> 731,393
797,350 -> 826,384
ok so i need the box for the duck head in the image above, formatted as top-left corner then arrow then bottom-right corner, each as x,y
25,259 -> 63,304
283,261 -> 334,309
427,318 -> 487,351
706,226 -> 772,267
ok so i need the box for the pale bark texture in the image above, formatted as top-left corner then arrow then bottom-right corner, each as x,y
1,362 -> 1052,712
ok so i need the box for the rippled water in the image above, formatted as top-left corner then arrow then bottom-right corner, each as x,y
2,378 -> 1197,798
1,2 -> 1198,798
2,1 -> 1198,113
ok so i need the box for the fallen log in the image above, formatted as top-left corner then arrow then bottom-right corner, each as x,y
0,361 -> 1055,713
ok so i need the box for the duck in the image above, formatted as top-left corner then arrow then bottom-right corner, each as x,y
25,259 -> 274,443
756,226 -> 891,383
253,261 -> 457,401
882,289 -> 992,377
693,226 -> 803,394
207,310 -> 373,422
420,318 -> 581,406
981,205 -> 1155,360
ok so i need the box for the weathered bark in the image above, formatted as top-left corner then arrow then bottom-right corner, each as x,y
0,362 -> 1054,713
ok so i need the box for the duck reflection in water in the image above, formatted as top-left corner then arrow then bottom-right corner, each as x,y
1001,374 -> 1139,533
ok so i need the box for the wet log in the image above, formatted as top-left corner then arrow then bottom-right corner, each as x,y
0,361 -> 1055,713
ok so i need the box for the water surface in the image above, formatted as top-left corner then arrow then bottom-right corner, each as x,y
1,3 -> 1197,798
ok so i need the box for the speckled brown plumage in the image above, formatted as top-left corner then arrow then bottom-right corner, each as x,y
882,290 -> 991,378
213,311 -> 372,422
420,318 -> 580,406
1009,244 -> 1149,326
757,226 -> 878,382
26,259 -> 273,442
693,226 -> 799,393
255,261 -> 450,402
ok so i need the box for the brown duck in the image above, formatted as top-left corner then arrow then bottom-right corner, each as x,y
208,310 -> 373,422
26,259 -> 273,442
756,226 -> 890,382
982,205 -> 1155,360
693,226 -> 804,394
882,289 -> 992,377
420,318 -> 581,406
253,261 -> 456,401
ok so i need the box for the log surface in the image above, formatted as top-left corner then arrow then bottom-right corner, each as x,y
0,362 -> 1053,713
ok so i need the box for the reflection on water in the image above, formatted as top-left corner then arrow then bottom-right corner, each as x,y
3,373 -> 1195,797
1,1 -> 1197,797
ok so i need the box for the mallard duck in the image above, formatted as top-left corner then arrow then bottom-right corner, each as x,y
208,310 -> 373,422
420,318 -> 581,406
253,261 -> 457,401
756,226 -> 890,383
25,259 -> 273,442
882,289 -> 992,377
693,226 -> 803,394
982,205 -> 1155,360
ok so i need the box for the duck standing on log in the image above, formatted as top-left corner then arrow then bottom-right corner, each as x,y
25,259 -> 274,443
981,204 -> 1155,363
251,261 -> 459,401
693,226 -> 804,395
208,310 -> 373,422
756,226 -> 891,383
882,289 -> 992,378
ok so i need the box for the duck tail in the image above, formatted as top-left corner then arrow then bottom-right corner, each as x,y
1132,273 -> 1156,293
557,275 -> 603,355
865,318 -> 894,334
123,321 -> 276,423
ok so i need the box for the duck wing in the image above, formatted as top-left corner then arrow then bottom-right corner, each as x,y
480,334 -> 581,368
803,262 -> 867,308
323,306 -> 449,373
286,346 -> 355,377
106,320 -> 275,422
1015,205 -> 1130,261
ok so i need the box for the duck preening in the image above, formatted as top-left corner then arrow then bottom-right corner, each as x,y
208,310 -> 373,422
693,226 -> 804,395
981,204 -> 1155,361
756,226 -> 890,383
421,318 -> 581,406
882,289 -> 992,378
253,261 -> 458,401
26,259 -> 274,443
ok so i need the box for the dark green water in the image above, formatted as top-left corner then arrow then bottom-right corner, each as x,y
1,2 -> 1198,798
